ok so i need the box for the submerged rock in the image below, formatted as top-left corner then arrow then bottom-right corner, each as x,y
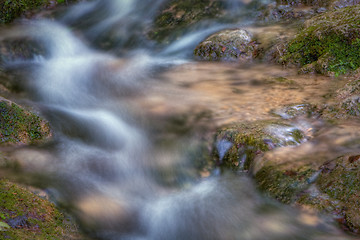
194,29 -> 258,62
272,103 -> 317,119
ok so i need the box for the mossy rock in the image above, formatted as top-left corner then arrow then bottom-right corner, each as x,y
194,29 -> 258,62
251,121 -> 360,234
282,5 -> 360,76
255,165 -> 316,204
0,178 -> 85,239
0,99 -> 51,145
149,0 -> 225,43
320,73 -> 360,119
213,120 -> 306,172
296,155 -> 360,233
0,0 -> 77,24
0,0 -> 48,24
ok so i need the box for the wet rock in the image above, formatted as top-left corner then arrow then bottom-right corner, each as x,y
0,179 -> 85,239
194,29 -> 258,62
252,122 -> 360,234
0,36 -> 47,93
297,155 -> 360,234
272,103 -> 317,119
0,99 -> 51,145
0,38 -> 46,64
213,120 -> 307,172
0,0 -> 44,23
0,0 -> 79,24
281,5 -> 360,76
149,0 -> 225,43
252,25 -> 296,63
257,3 -> 314,23
341,95 -> 360,116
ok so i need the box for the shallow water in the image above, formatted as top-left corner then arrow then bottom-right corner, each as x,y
0,0 -> 359,239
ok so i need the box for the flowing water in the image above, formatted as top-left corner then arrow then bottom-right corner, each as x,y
1,0 -> 360,239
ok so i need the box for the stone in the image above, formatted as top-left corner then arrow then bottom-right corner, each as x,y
194,29 -> 258,62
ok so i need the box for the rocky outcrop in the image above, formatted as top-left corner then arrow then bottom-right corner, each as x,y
194,29 -> 258,62
280,5 -> 360,76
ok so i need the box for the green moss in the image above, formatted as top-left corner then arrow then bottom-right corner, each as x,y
294,155 -> 360,233
0,179 -> 83,239
213,120 -> 306,171
283,6 -> 360,76
0,0 -> 50,24
214,122 -> 271,171
255,165 -> 315,204
317,156 -> 360,203
0,101 -> 51,145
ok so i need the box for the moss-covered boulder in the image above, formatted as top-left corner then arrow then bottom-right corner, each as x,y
213,120 -> 306,172
281,5 -> 360,76
0,0 -> 79,24
297,154 -> 360,233
0,99 -> 51,145
0,179 -> 85,239
149,0 -> 225,43
194,29 -> 258,61
252,121 -> 360,234
0,0 -> 48,24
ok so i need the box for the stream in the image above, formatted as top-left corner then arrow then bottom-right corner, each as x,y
1,0 -> 360,239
